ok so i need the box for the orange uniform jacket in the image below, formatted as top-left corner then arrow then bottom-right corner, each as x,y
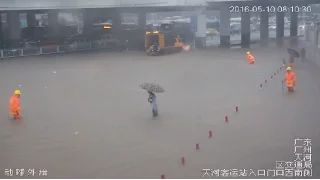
285,72 -> 296,87
247,54 -> 255,64
9,95 -> 20,116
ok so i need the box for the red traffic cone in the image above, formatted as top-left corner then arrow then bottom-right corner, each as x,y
181,157 -> 185,165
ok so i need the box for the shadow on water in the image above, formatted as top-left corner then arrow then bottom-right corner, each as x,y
8,118 -> 25,126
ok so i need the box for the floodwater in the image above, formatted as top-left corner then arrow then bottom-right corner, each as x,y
0,43 -> 319,178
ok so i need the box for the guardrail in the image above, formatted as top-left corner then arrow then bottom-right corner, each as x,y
0,41 -> 127,59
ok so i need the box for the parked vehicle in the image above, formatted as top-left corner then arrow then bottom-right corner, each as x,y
20,41 -> 38,49
63,34 -> 89,50
230,23 -> 241,34
206,28 -> 219,36
269,25 -> 276,31
93,34 -> 119,47
20,27 -> 49,43
250,24 -> 258,32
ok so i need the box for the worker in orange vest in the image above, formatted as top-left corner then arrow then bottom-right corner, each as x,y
283,67 -> 296,92
9,90 -> 21,119
246,51 -> 255,64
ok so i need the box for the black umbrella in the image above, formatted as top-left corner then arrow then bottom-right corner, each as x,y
287,48 -> 300,58
139,83 -> 165,93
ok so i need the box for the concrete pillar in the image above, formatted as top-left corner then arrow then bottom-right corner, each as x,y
290,11 -> 298,46
290,11 -> 298,37
7,11 -> 21,48
276,12 -> 284,46
83,9 -> 94,35
313,23 -> 320,46
47,10 -> 60,41
260,10 -> 269,46
111,10 -> 122,38
27,11 -> 36,27
195,9 -> 206,49
138,12 -> 146,28
219,4 -> 230,48
241,12 -> 250,48
0,17 -> 2,49
137,11 -> 147,50
276,12 -> 284,38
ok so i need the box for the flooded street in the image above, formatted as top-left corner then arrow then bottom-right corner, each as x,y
0,43 -> 319,178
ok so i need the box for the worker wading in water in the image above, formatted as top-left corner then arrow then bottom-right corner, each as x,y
246,51 -> 255,64
9,90 -> 21,119
148,91 -> 158,117
283,67 -> 296,92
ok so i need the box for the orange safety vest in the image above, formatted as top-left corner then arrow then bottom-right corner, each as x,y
247,54 -> 255,63
285,72 -> 296,88
9,95 -> 20,116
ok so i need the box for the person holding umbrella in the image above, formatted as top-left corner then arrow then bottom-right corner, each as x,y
287,48 -> 300,68
139,83 -> 164,117
148,91 -> 158,117
282,66 -> 296,92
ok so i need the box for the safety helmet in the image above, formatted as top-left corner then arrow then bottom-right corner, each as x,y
286,67 -> 292,71
246,51 -> 250,55
14,90 -> 21,95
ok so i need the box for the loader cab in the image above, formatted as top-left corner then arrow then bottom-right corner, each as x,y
158,23 -> 174,31
145,31 -> 164,50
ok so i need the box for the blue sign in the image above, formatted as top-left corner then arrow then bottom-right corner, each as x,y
20,19 -> 27,28
190,16 -> 197,32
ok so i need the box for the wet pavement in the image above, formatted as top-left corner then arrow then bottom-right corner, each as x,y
0,42 -> 319,178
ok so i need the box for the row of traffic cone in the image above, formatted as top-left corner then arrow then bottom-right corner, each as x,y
160,64 -> 284,179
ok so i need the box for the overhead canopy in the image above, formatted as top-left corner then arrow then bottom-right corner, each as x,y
0,0 -> 315,11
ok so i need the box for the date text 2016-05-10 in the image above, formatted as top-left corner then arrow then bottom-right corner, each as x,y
230,6 -> 312,13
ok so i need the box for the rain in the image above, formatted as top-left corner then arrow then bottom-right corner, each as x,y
0,2 -> 320,179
